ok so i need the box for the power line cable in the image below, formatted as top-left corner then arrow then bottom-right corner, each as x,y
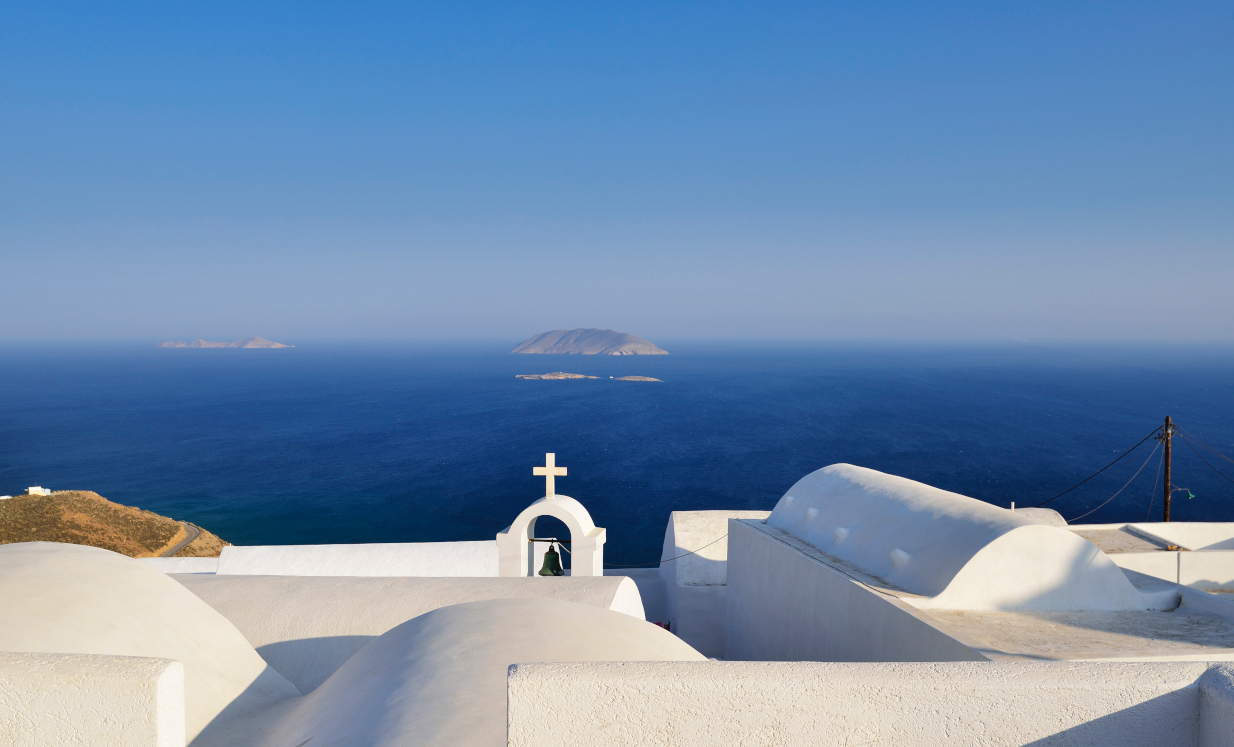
1177,427 -> 1234,466
572,422 -> 1212,566
1069,440 -> 1161,523
1032,426 -> 1162,508
1178,432 -> 1234,485
1057,470 -> 1125,515
1145,445 -> 1165,521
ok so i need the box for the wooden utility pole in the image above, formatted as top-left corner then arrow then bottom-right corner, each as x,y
1162,415 -> 1175,522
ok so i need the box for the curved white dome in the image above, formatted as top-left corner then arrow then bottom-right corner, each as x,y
262,597 -> 705,747
767,465 -> 1170,611
176,574 -> 648,694
0,542 -> 299,742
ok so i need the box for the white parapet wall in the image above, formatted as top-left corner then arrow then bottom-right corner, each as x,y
1129,523 -> 1234,551
508,660 -> 1234,747
215,540 -> 498,576
659,510 -> 770,658
1067,523 -> 1234,591
0,652 -> 184,747
1111,550 -> 1234,591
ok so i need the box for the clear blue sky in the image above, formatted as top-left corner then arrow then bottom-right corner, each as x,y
3,2 -> 1231,341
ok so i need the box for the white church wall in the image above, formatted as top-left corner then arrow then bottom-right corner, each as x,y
671,585 -> 726,657
726,519 -> 987,662
659,510 -> 770,658
174,574 -> 647,694
215,540 -> 498,576
137,557 -> 219,574
0,652 -> 184,747
768,464 -> 1163,611
507,660 -> 1218,747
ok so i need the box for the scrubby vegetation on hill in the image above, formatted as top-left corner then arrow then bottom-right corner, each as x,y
0,490 -> 229,557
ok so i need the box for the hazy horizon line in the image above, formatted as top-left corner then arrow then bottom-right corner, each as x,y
4,336 -> 1234,349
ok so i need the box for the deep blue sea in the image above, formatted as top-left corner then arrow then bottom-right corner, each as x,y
3,342 -> 1234,565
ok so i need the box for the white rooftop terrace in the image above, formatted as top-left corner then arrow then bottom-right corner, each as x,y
730,464 -> 1234,663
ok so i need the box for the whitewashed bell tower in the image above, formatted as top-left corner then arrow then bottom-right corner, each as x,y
496,453 -> 606,577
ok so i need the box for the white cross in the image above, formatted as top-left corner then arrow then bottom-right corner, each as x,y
534,453 -> 567,497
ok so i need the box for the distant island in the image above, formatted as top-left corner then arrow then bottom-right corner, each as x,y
512,328 -> 668,355
0,490 -> 229,558
516,372 -> 599,380
516,372 -> 662,381
157,337 -> 294,348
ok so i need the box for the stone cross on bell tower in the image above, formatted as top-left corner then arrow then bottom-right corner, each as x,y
533,453 -> 567,497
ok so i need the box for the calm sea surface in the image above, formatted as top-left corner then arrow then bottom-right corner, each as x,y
2,342 -> 1233,565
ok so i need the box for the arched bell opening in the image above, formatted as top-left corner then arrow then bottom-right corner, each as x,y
496,494 -> 606,577
531,515 -> 572,575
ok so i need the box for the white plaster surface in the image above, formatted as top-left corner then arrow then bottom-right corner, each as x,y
173,574 -> 646,694
138,557 -> 220,574
768,464 -> 1160,610
1011,506 -> 1068,526
216,540 -> 497,576
1111,550 -> 1234,590
661,510 -> 771,587
497,495 -> 605,576
508,660 -> 1214,747
0,542 -> 299,744
606,568 -> 668,624
726,519 -> 987,662
1071,524 -> 1169,553
729,518 -> 1234,663
0,652 -> 184,747
256,598 -> 704,747
1176,583 -> 1234,619
1129,523 -> 1234,551
1110,551 -> 1181,581
659,510 -> 770,658
923,606 -> 1234,662
1202,664 -> 1234,747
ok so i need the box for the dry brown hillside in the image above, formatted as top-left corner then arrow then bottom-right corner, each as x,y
0,490 -> 230,558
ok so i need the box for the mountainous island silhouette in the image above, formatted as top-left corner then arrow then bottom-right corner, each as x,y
156,337 -> 294,348
511,329 -> 667,355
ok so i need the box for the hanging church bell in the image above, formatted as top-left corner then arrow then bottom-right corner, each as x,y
538,543 -> 565,576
